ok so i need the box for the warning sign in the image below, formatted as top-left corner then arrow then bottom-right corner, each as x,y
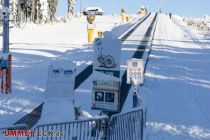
127,59 -> 144,86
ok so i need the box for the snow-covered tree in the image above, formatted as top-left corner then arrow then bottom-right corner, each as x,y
67,0 -> 76,17
11,0 -> 18,22
48,0 -> 57,22
6,0 -> 77,24
40,0 -> 49,23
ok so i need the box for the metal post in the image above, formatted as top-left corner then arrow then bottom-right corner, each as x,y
133,85 -> 142,108
101,119 -> 109,140
80,0 -> 82,14
133,85 -> 138,108
112,0 -> 115,15
2,0 -> 10,53
1,0 -> 12,94
159,0 -> 162,13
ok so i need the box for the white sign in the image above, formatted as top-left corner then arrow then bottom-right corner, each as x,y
92,90 -> 119,112
39,61 -> 76,125
92,81 -> 120,112
127,59 -> 144,86
93,38 -> 121,78
46,61 -> 76,99
92,38 -> 121,112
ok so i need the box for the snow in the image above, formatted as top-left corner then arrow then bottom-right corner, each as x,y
140,14 -> 210,140
175,15 -> 210,39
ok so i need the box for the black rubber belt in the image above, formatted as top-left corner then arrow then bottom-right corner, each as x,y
119,13 -> 158,112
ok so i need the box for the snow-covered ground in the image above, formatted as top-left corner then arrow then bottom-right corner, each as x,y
0,15 -> 134,128
176,15 -> 210,40
141,14 -> 210,140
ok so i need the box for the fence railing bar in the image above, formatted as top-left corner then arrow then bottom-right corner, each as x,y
110,108 -> 143,120
33,117 -> 108,130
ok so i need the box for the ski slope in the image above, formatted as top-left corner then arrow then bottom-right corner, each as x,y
141,14 -> 210,140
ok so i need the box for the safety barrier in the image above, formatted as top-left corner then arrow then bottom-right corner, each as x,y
18,107 -> 146,140
30,117 -> 109,140
109,108 -> 146,140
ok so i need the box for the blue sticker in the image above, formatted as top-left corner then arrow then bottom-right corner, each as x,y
1,59 -> 8,69
64,70 -> 73,75
53,70 -> 60,74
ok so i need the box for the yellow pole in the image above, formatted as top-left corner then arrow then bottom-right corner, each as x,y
87,24 -> 95,44
122,14 -> 125,22
97,31 -> 103,38
80,12 -> 83,17
126,16 -> 130,22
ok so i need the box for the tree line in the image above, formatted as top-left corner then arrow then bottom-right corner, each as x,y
0,0 -> 77,24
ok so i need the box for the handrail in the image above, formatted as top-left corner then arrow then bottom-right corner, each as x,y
119,13 -> 151,40
33,116 -> 109,129
110,108 -> 143,119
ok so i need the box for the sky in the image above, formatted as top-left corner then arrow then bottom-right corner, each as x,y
56,0 -> 210,18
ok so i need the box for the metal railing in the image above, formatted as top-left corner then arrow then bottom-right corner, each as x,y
109,108 -> 146,140
24,107 -> 146,140
29,117 -> 109,140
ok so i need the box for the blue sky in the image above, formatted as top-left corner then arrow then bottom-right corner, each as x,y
56,0 -> 210,18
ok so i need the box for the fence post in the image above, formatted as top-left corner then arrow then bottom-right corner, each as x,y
101,119 -> 109,140
141,110 -> 144,140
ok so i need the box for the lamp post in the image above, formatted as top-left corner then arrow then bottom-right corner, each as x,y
159,0 -> 162,13
1,0 -> 12,94
80,0 -> 82,15
112,0 -> 115,15
2,0 -> 10,53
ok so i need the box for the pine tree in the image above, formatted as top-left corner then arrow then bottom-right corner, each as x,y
8,0 -> 77,24
67,0 -> 76,18
48,0 -> 57,22
31,0 -> 37,22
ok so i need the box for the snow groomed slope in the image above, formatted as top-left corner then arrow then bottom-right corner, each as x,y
142,14 -> 210,140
